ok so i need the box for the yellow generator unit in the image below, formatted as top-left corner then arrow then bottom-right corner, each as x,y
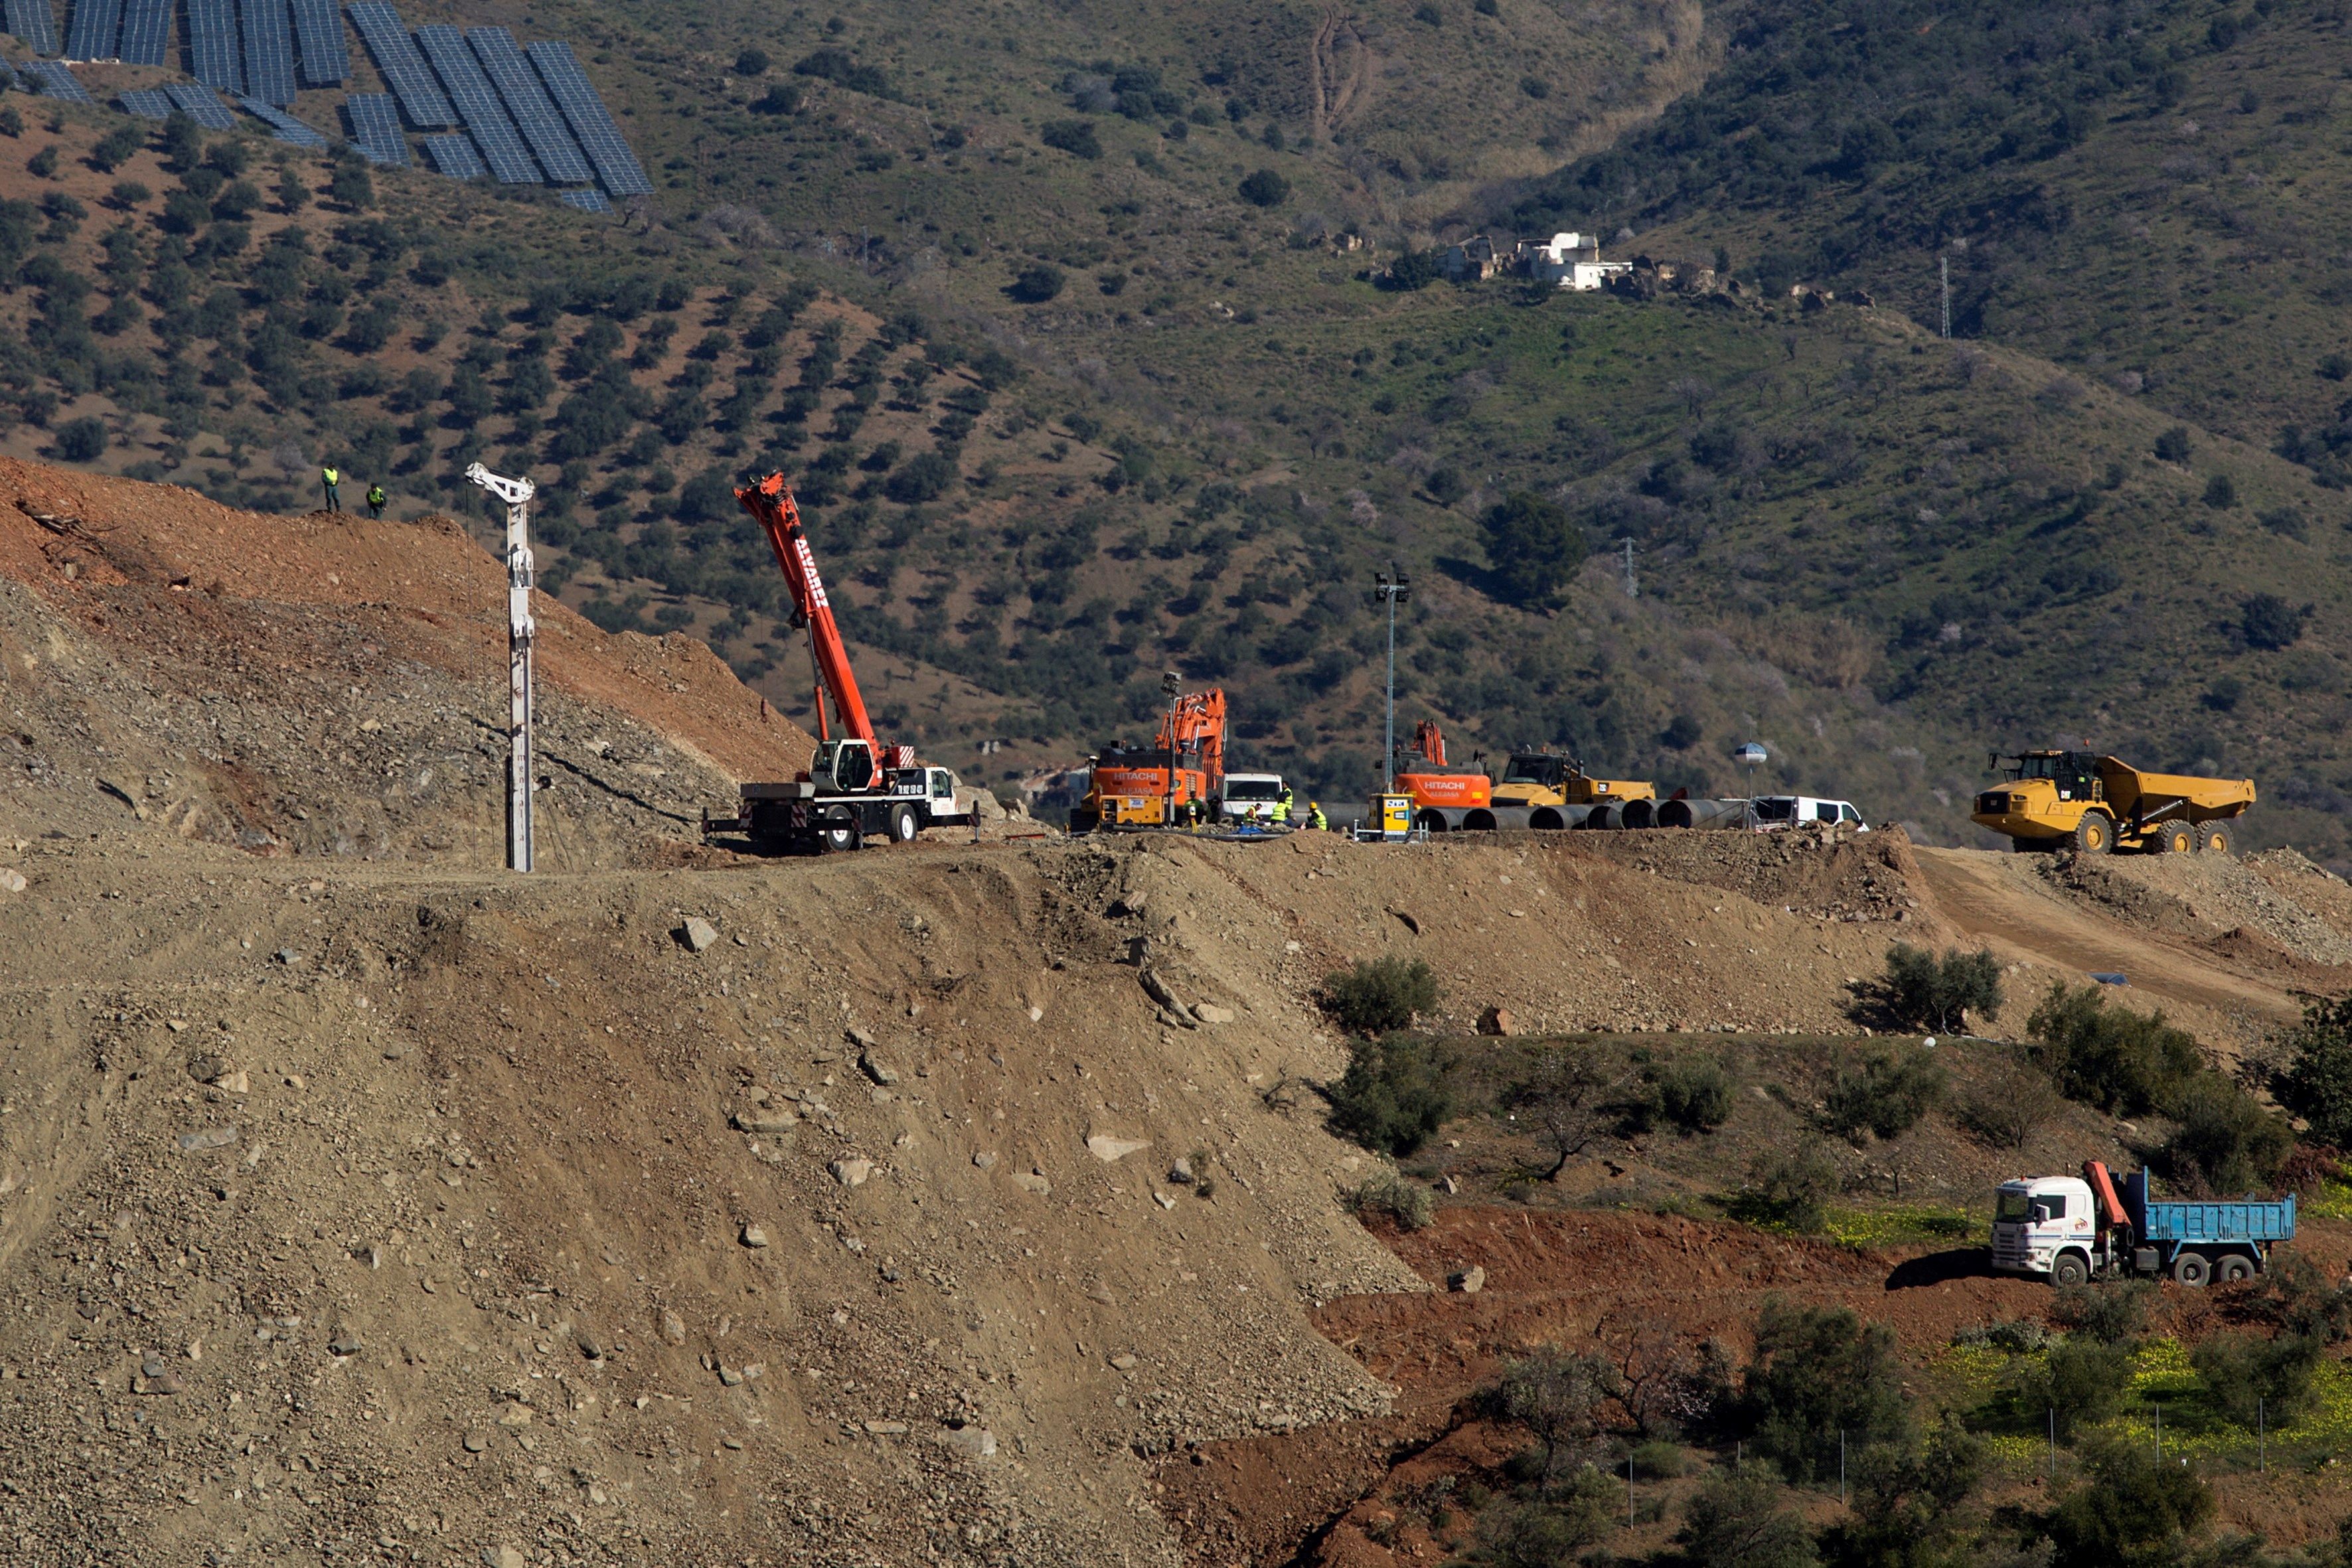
1971,751 -> 2254,855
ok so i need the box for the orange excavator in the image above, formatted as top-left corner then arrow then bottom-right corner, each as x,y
1389,720 -> 1497,831
701,474 -> 967,851
1073,688 -> 1228,831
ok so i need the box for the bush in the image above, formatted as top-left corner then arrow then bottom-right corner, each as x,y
53,416 -> 108,461
2154,425 -> 2194,463
1498,1348 -> 1622,1482
2257,1252 -> 2352,1344
1237,168 -> 1291,207
1823,1046 -> 1946,1141
1469,1478 -> 1618,1568
1827,1427 -> 1984,1567
734,46 -> 769,74
751,83 -> 803,115
1676,1467 -> 1816,1568
2021,1333 -> 2132,1441
1381,249 -> 1442,291
2158,1076 -> 2291,1194
2241,592 -> 2311,651
2192,1330 -> 2321,1428
2277,996 -> 2352,1146
1959,1054 -> 2051,1150
1342,1170 -> 1435,1231
1879,943 -> 2003,1033
1040,119 -> 1102,159
2025,983 -> 2202,1115
1739,1300 -> 1909,1483
884,450 -> 955,504
2203,473 -> 2237,509
2053,1279 -> 2154,1345
1322,955 -> 1440,1034
1008,264 -> 1065,303
1649,1054 -> 1733,1133
1741,1140 -> 1840,1231
1480,491 -> 1588,605
1327,1033 -> 1452,1155
2044,1438 -> 2212,1567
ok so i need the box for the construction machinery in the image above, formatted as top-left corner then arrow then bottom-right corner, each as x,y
1387,720 -> 1497,832
1972,751 -> 2254,855
1071,688 -> 1229,832
700,475 -> 967,852
1488,749 -> 1654,830
1991,1160 -> 2294,1287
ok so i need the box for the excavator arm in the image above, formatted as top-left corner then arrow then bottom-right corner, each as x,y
1161,690 -> 1227,782
738,473 -> 876,749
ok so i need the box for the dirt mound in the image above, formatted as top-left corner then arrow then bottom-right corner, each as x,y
1561,823 -> 1928,925
2043,847 -> 2352,970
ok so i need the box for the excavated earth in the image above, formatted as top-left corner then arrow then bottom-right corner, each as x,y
1,461 -> 2348,1566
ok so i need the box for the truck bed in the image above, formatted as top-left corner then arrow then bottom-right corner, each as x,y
2122,1168 -> 2294,1243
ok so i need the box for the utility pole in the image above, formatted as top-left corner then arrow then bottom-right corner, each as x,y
1372,570 -> 1409,790
467,463 -> 538,873
1940,254 -> 1951,341
1161,670 -> 1181,827
1618,538 -> 1638,599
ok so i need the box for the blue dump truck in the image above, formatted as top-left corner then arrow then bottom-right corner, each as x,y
1989,1160 -> 2297,1287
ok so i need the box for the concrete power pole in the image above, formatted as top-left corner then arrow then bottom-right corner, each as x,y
467,463 -> 538,872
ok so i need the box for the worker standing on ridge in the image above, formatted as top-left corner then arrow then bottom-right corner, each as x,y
1273,786 -> 1293,825
1307,800 -> 1328,831
321,463 -> 341,512
366,483 -> 386,518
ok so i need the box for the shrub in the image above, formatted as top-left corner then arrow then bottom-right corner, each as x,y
734,46 -> 769,74
2277,996 -> 2352,1146
2025,983 -> 2202,1115
1506,1043 -> 1628,1179
884,450 -> 955,504
2192,1331 -> 2321,1428
793,48 -> 892,98
1382,249 -> 1442,291
2044,1439 -> 2213,1567
2241,592 -> 2311,651
1327,1033 -> 1452,1156
2158,1076 -> 2291,1194
1676,1467 -> 1816,1568
1822,1046 -> 1946,1141
1040,119 -> 1102,159
1470,1478 -> 1617,1568
1879,943 -> 2003,1033
1322,955 -> 1440,1034
1480,491 -> 1588,605
53,416 -> 108,461
1498,1347 -> 1622,1482
2053,1279 -> 2154,1345
1741,1140 -> 1840,1231
1739,1300 -> 1909,1483
1424,465 -> 1468,505
2203,473 -> 2237,509
1828,1427 -> 1984,1567
751,83 -> 803,115
2021,1334 -> 2132,1441
2154,425 -> 2193,462
1342,1170 -> 1435,1231
1008,264 -> 1065,303
2257,1252 -> 2352,1344
1650,1054 -> 1733,1133
1237,168 -> 1291,207
1959,1054 -> 2051,1149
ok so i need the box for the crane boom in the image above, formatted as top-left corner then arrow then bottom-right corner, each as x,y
738,473 -> 876,748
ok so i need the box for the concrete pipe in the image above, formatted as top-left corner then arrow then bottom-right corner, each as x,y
1620,799 -> 1659,830
1656,797 -> 1751,830
1415,807 -> 1453,832
1524,804 -> 1593,831
1482,807 -> 1536,831
1580,803 -> 1621,830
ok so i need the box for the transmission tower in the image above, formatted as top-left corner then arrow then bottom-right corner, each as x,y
1940,254 -> 1951,340
1618,538 -> 1638,599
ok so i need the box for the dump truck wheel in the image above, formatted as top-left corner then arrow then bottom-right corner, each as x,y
2154,821 -> 2194,856
2217,1254 -> 2254,1284
2051,1252 -> 2090,1289
2199,823 -> 2234,856
2173,1252 -> 2211,1287
2071,812 -> 2114,854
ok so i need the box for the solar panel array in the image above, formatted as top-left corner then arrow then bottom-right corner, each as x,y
344,90 -> 406,165
415,25 -> 537,183
118,85 -> 175,117
345,3 -> 449,127
466,26 -> 588,185
185,0 -> 238,92
238,92 -> 326,144
525,40 -> 649,196
20,57 -> 88,98
558,187 -> 610,213
287,0 -> 341,84
420,131 -> 485,180
237,0 -> 293,106
114,0 -> 165,64
3,0 -> 56,55
164,78 -> 237,127
62,0 -> 119,61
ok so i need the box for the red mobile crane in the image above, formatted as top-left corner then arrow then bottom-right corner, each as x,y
701,474 -> 967,852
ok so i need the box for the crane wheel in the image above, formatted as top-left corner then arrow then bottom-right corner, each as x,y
886,803 -> 920,844
2152,821 -> 2194,856
819,807 -> 861,854
2199,823 -> 2234,856
2071,812 -> 2115,854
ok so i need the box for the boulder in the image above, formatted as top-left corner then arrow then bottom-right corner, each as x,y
676,917 -> 719,953
1476,1006 -> 1518,1037
1085,1133 -> 1150,1164
1449,1265 -> 1486,1294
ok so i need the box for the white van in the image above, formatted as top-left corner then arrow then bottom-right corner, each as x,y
1218,773 -> 1288,823
1751,795 -> 1868,830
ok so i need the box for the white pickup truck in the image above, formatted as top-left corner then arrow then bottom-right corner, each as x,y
1217,773 -> 1288,824
1751,795 -> 1868,830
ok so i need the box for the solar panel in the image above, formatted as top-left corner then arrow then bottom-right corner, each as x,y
344,90 -> 407,165
118,86 -> 175,117
113,0 -> 165,64
185,0 -> 239,92
164,78 -> 238,128
524,39 -> 650,197
415,24 -> 537,183
420,131 -> 484,179
237,92 -> 327,145
19,58 -> 88,98
62,0 -> 119,60
345,3 -> 450,127
4,0 -> 57,55
466,27 -> 589,185
237,0 -> 293,106
287,0 -> 341,83
558,187 -> 610,213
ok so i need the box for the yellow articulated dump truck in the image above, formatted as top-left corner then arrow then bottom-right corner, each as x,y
1971,751 -> 2255,856
1489,749 -> 1656,830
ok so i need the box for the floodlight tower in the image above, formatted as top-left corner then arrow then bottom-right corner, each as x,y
1372,570 -> 1410,790
467,462 -> 538,872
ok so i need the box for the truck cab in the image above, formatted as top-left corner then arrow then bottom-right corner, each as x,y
1218,772 -> 1287,824
1990,1176 -> 2100,1283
